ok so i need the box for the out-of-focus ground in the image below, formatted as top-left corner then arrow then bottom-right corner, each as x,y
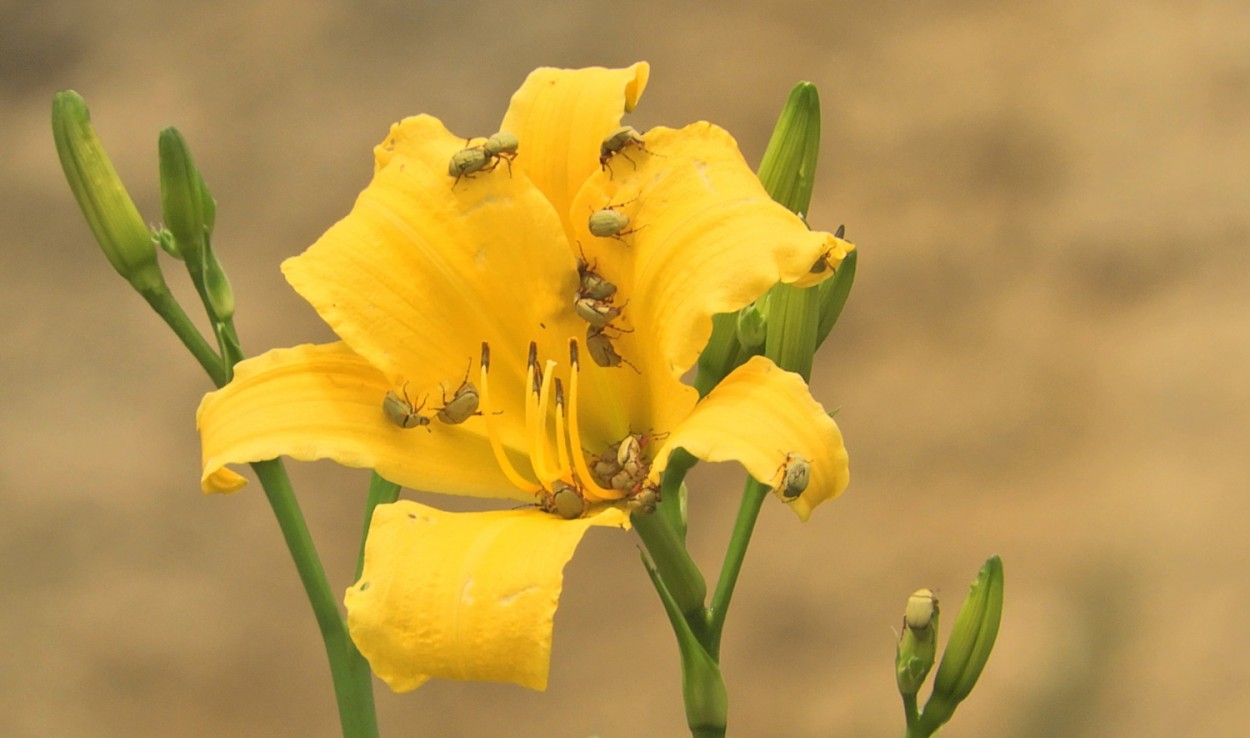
4,1 -> 1248,736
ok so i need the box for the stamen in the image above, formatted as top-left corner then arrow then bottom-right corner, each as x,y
524,351 -> 539,465
553,378 -> 571,478
566,338 -> 623,501
531,359 -> 562,484
478,341 -> 541,493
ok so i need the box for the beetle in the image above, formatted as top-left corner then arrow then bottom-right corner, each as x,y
599,126 -> 655,177
574,296 -> 622,328
545,480 -> 586,520
904,588 -> 939,631
585,326 -> 638,372
433,360 -> 479,425
483,131 -> 518,161
382,386 -> 432,430
625,483 -> 660,515
810,224 -> 848,274
448,131 -> 519,187
589,207 -> 631,237
774,453 -> 811,501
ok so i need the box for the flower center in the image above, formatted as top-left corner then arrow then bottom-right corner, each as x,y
477,338 -> 658,516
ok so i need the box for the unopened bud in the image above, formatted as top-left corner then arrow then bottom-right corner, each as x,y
735,301 -> 767,350
920,555 -> 1004,731
158,127 -> 210,268
52,91 -> 166,296
205,249 -> 235,321
896,588 -> 939,698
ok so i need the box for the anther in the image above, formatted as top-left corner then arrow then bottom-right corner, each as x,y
481,341 -> 491,372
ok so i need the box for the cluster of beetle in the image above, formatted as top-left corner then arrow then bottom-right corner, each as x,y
448,131 -> 519,188
574,251 -> 636,371
381,360 -> 480,430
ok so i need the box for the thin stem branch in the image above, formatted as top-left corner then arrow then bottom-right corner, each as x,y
706,479 -> 769,656
140,288 -> 226,387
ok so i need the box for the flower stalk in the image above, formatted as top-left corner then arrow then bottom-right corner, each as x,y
54,92 -> 379,738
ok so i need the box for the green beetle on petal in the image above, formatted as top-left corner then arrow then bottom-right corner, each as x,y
382,387 -> 432,431
448,131 -> 519,188
599,125 -> 653,177
588,208 -> 632,239
574,296 -> 622,328
774,453 -> 811,501
433,360 -> 481,425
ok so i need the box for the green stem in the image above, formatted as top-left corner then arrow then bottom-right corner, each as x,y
140,288 -> 227,387
632,511 -> 710,642
902,692 -> 921,737
252,459 -> 379,738
356,473 -> 401,580
706,479 -> 769,657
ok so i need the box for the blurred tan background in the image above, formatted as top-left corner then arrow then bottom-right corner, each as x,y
4,1 -> 1248,736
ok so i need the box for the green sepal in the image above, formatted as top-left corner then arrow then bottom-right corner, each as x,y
153,226 -> 182,260
52,91 -> 167,296
918,555 -> 1005,733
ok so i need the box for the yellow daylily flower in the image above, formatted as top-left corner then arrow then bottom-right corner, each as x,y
196,62 -> 853,691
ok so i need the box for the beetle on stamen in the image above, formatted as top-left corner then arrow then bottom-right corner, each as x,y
542,480 -> 586,520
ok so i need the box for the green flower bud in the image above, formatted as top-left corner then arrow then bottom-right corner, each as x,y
158,127 -> 209,268
896,588 -> 939,698
204,249 -> 235,321
756,82 -> 823,380
52,91 -> 166,296
756,82 -> 820,217
920,555 -> 1005,731
735,300 -> 767,350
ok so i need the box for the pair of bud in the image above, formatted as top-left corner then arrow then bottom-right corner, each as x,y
52,91 -> 233,322
896,555 -> 1004,736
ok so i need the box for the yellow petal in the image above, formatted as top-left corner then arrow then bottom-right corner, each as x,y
204,467 -> 248,494
651,356 -> 849,521
346,500 -> 627,691
197,343 -> 531,500
500,63 -> 649,240
283,115 -> 585,428
570,122 -> 852,380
